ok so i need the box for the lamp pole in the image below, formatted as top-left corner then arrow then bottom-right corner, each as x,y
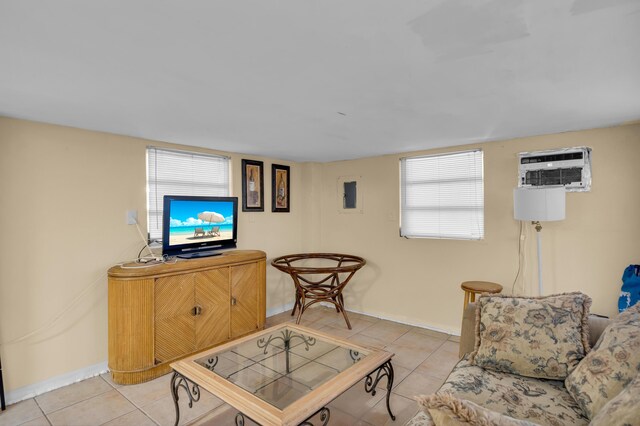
514,187 -> 566,297
0,355 -> 5,410
534,221 -> 543,295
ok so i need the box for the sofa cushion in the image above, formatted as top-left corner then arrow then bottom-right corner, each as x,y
437,357 -> 589,426
589,373 -> 640,426
416,393 -> 537,426
565,302 -> 640,419
470,292 -> 591,380
406,410 -> 435,426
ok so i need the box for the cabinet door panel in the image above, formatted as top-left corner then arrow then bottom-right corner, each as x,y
155,275 -> 195,362
155,315 -> 196,362
231,263 -> 259,338
195,268 -> 230,349
155,274 -> 195,319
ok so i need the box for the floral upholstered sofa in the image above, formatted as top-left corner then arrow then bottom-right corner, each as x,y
406,294 -> 640,426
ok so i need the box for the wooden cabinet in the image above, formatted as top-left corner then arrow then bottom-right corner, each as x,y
108,250 -> 266,384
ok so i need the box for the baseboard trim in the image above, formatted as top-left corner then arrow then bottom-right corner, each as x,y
269,301 -> 460,336
266,302 -> 294,318
6,302 -> 450,405
5,361 -> 108,406
318,302 -> 460,336
5,303 -> 292,406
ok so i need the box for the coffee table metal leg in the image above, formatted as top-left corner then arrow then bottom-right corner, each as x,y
235,412 -> 246,425
300,406 -> 331,425
170,371 -> 201,426
364,361 -> 396,421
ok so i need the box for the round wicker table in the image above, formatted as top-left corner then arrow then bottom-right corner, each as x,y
271,253 -> 366,329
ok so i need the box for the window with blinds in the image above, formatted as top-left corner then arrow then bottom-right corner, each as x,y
400,149 -> 484,240
147,147 -> 230,241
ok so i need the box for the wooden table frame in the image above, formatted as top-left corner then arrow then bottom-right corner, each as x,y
170,323 -> 394,426
271,254 -> 366,330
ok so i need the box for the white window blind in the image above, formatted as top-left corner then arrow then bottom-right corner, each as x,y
147,147 -> 230,241
400,150 -> 484,240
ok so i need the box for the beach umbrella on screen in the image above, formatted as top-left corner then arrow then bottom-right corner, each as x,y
197,211 -> 225,224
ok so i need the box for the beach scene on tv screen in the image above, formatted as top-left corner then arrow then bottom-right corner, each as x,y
168,200 -> 234,246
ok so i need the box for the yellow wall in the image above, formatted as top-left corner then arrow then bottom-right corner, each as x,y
0,117 -> 299,392
1,116 -> 639,394
318,124 -> 640,332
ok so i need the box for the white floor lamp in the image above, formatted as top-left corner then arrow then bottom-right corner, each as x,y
513,187 -> 566,296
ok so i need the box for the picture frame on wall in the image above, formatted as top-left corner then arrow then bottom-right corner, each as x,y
272,164 -> 290,213
241,159 -> 264,212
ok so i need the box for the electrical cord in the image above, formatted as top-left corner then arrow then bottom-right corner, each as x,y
137,238 -> 162,259
134,222 -> 154,259
0,225 -> 174,346
119,256 -> 176,269
511,220 -> 525,295
1,273 -> 108,346
0,239 -> 142,347
132,221 -> 169,265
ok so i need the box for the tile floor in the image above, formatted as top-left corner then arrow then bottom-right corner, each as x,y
0,307 -> 461,426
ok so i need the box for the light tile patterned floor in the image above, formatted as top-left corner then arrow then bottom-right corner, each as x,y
0,307 -> 460,426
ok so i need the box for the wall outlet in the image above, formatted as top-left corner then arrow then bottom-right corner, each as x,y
126,209 -> 138,225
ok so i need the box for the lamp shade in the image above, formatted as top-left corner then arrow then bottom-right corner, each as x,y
514,187 -> 566,222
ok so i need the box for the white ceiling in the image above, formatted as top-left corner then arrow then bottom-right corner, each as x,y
1,1 -> 639,162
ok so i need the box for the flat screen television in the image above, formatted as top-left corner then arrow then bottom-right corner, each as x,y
162,195 -> 238,258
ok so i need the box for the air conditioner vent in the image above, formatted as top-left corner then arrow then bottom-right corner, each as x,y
524,167 -> 583,186
518,147 -> 591,192
520,152 -> 583,164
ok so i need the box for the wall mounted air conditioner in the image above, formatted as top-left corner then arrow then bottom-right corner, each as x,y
518,147 -> 592,192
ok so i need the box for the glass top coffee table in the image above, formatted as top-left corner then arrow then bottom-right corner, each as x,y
170,323 -> 395,425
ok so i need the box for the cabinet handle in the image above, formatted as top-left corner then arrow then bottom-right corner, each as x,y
191,306 -> 203,316
231,297 -> 237,306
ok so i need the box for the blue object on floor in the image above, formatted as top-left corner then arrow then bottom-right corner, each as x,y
619,264 -> 640,312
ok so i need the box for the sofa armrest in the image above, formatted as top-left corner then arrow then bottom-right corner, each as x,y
459,302 -> 477,358
588,315 -> 611,348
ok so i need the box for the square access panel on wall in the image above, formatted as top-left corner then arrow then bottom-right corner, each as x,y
337,176 -> 363,214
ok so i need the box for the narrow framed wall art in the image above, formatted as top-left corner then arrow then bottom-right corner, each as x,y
242,159 -> 264,212
271,164 -> 290,212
